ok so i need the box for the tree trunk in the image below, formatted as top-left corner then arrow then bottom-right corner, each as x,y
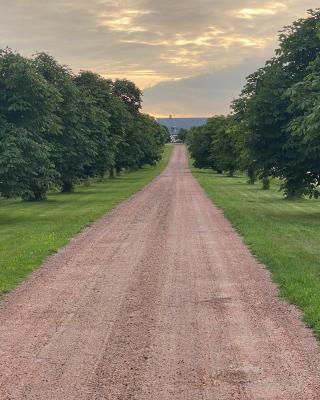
61,181 -> 74,193
283,177 -> 304,200
262,176 -> 270,190
23,190 -> 47,202
247,166 -> 256,185
109,168 -> 115,179
97,172 -> 105,182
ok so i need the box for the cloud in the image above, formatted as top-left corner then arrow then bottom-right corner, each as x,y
98,9 -> 151,32
233,3 -> 287,19
142,58 -> 264,117
0,0 -> 318,115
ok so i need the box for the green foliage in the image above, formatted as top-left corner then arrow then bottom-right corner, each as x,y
188,126 -> 217,170
0,49 -> 60,200
0,121 -> 57,200
235,62 -> 289,173
187,9 -> 320,197
286,55 -> 320,198
0,49 -> 166,200
177,128 -> 188,142
111,112 -> 166,172
210,116 -> 239,176
33,53 -> 95,192
134,114 -> 167,166
187,115 -> 239,175
231,9 -> 320,198
111,78 -> 142,115
230,104 -> 257,183
74,71 -> 121,178
161,124 -> 171,143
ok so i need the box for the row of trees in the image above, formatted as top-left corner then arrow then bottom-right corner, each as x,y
0,49 -> 168,201
188,9 -> 320,199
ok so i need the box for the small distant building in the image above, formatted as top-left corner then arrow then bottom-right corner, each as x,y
170,125 -> 179,142
157,116 -> 208,143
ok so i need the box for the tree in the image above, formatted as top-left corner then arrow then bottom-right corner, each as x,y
276,8 -> 320,197
188,125 -> 216,170
162,125 -> 171,143
209,116 -> 239,176
135,114 -> 167,166
74,71 -> 122,178
33,53 -> 97,192
232,9 -> 320,196
111,79 -> 142,114
188,116 -> 240,175
113,113 -> 166,172
177,128 -> 189,143
285,55 -> 320,198
0,50 -> 167,200
233,61 -> 290,189
231,98 -> 257,184
0,121 -> 57,200
0,49 -> 60,200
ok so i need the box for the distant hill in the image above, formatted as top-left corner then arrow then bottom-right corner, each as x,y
157,118 -> 208,131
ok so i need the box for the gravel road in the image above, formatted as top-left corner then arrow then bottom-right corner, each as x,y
0,144 -> 320,399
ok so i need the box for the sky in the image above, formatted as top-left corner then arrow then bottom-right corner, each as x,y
0,1 -> 319,117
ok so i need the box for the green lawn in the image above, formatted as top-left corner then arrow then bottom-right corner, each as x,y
0,145 -> 172,296
191,163 -> 320,338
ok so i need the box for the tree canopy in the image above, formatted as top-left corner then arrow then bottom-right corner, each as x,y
187,8 -> 320,199
0,49 -> 166,201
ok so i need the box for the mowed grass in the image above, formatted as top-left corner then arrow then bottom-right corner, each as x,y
0,145 -> 172,296
191,163 -> 320,338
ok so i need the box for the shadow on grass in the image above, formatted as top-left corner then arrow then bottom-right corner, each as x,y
194,170 -> 244,179
59,190 -> 106,196
261,209 -> 320,222
192,170 -> 214,175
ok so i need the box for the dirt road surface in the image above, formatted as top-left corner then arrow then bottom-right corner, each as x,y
0,145 -> 320,399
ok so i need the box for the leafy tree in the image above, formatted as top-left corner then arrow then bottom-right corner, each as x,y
286,55 -> 320,198
233,61 -> 289,189
33,53 -> 95,192
231,99 -> 257,184
104,77 -> 166,173
111,79 -> 142,114
74,71 -> 124,178
177,128 -> 189,143
188,126 -> 216,170
0,49 -> 60,200
162,125 -> 171,143
136,114 -> 167,166
0,121 -> 57,200
276,8 -> 320,197
0,50 -> 168,201
277,9 -> 320,81
209,116 -> 239,176
188,116 -> 240,175
232,9 -> 320,196
114,113 -> 166,172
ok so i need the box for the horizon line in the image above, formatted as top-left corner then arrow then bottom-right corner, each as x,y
155,116 -> 210,119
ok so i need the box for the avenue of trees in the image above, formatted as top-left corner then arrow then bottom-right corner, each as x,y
188,9 -> 320,199
0,50 -> 168,201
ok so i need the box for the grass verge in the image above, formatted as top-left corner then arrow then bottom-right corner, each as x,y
191,161 -> 320,338
0,145 -> 172,295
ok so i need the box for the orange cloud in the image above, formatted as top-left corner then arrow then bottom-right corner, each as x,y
234,3 -> 287,19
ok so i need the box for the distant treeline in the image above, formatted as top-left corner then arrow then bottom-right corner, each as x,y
0,49 -> 169,201
186,9 -> 320,199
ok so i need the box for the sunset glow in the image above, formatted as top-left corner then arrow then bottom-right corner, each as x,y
0,0 -> 318,116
